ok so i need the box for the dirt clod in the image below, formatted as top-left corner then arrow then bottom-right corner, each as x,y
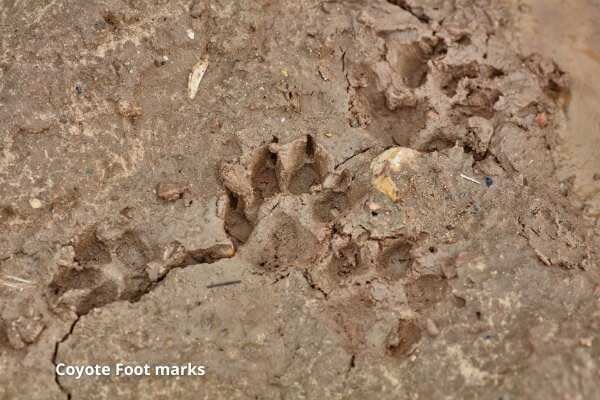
156,181 -> 190,202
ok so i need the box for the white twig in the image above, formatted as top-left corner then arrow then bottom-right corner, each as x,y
0,280 -> 23,290
4,275 -> 35,284
188,56 -> 209,100
460,173 -> 481,185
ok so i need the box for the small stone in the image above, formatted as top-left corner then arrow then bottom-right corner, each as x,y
426,318 -> 440,337
157,181 -> 190,201
154,55 -> 169,67
535,112 -> 547,128
29,198 -> 43,209
559,180 -> 570,196
368,202 -> 381,211
579,337 -> 593,347
371,147 -> 422,202
485,177 -> 493,187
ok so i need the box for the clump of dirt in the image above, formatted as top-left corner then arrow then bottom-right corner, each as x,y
0,0 -> 599,399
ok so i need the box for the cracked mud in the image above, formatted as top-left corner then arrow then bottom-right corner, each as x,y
1,0 -> 600,399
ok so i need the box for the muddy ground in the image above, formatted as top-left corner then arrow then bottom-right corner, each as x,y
509,0 -> 600,218
1,0 -> 599,399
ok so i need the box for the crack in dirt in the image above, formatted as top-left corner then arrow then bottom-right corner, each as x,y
301,269 -> 329,299
50,250 -> 234,397
146,251 -> 235,295
335,147 -> 373,169
271,272 -> 290,285
52,317 -> 79,400
386,0 -> 431,24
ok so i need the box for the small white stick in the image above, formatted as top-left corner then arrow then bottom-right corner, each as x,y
4,275 -> 35,284
188,56 -> 209,100
0,280 -> 23,290
460,173 -> 481,185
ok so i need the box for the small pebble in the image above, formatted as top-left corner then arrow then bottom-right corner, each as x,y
368,202 -> 381,211
29,198 -> 43,209
485,177 -> 493,187
559,180 -> 570,196
157,181 -> 190,201
535,112 -> 547,128
426,318 -> 440,337
154,55 -> 169,67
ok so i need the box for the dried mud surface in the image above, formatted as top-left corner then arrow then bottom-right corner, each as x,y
1,1 -> 599,399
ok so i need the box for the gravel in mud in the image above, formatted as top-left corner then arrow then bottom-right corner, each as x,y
1,1 -> 599,399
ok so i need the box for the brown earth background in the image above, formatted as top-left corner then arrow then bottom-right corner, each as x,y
1,1 -> 600,399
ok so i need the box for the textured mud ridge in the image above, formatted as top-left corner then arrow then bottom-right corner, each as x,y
1,1 -> 599,399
